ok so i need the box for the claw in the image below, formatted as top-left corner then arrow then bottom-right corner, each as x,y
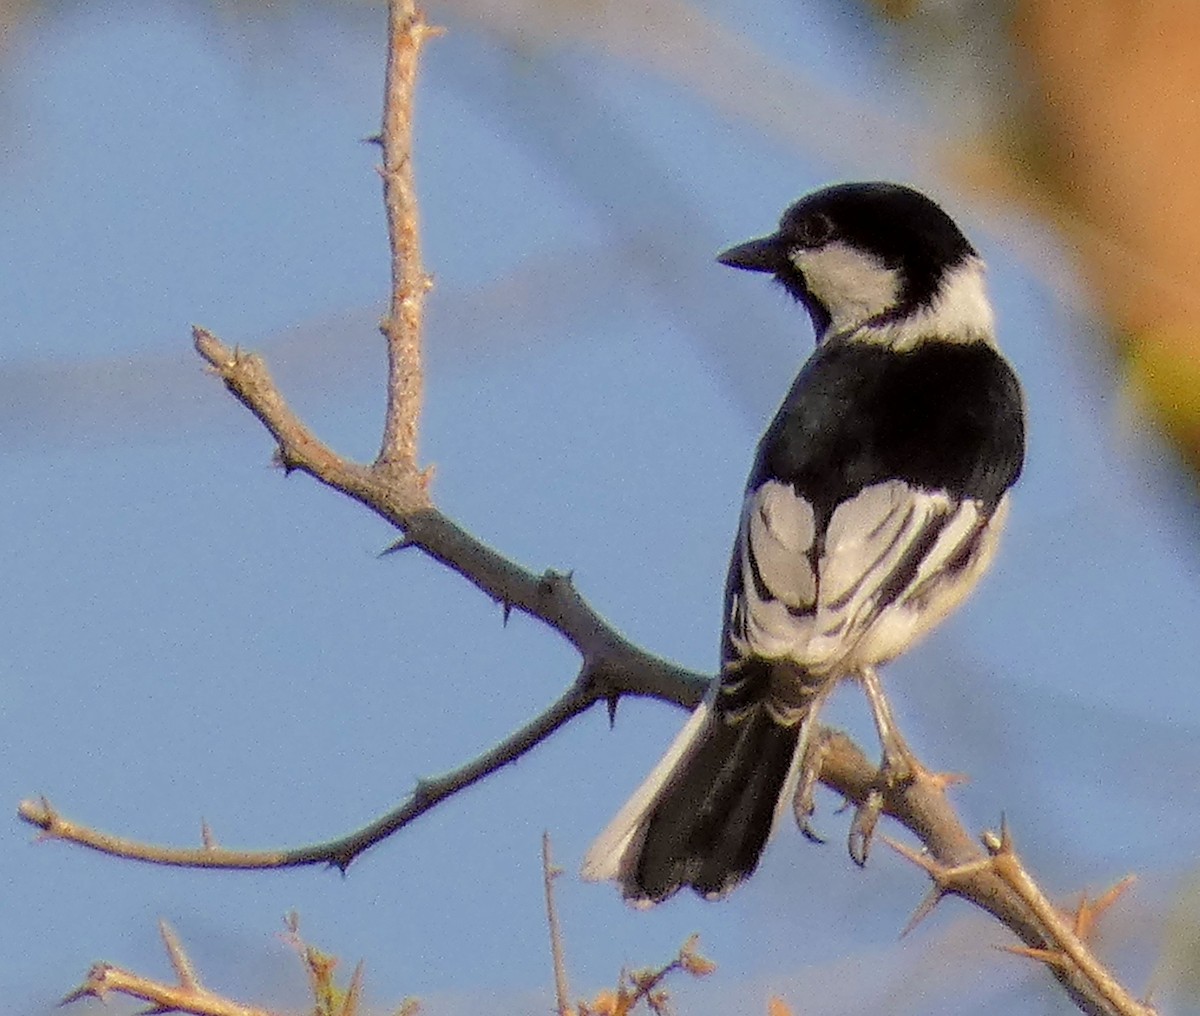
793,770 -> 824,843
846,737 -> 916,865
798,816 -> 826,845
848,789 -> 884,866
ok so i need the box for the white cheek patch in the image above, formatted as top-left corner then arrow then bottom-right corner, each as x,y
789,242 -> 902,333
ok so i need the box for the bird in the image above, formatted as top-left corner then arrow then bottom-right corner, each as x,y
582,182 -> 1025,904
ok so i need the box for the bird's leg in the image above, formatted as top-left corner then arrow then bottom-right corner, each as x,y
860,665 -> 914,784
793,723 -> 833,843
848,666 -> 916,865
790,681 -> 837,842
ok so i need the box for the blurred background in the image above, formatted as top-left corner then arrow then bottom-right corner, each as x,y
4,1 -> 1200,1013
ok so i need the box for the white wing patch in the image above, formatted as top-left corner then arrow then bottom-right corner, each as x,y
746,480 -> 816,608
731,480 -> 817,660
730,479 -> 1007,676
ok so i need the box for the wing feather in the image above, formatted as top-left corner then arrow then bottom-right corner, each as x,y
728,479 -> 1005,677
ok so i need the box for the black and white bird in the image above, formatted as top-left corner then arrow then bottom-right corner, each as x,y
582,182 -> 1025,904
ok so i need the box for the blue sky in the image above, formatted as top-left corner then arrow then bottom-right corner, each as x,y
4,3 -> 1200,1014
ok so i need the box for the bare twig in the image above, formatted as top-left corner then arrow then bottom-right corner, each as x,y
59,915 -> 386,1016
625,935 -> 716,1014
60,920 -> 279,1016
161,917 -> 201,991
377,0 -> 439,476
543,831 -> 572,1016
19,675 -> 616,870
882,809 -> 1153,1016
191,329 -> 700,710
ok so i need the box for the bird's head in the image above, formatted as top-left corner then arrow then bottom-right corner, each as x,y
718,182 -> 992,346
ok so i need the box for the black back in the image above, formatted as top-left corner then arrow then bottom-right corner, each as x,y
753,337 -> 1025,532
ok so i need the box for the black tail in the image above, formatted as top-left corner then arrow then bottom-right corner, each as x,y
629,703 -> 802,902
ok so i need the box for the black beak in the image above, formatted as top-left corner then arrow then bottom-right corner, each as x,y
716,234 -> 784,273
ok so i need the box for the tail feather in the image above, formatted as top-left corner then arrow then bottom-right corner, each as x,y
582,677 -> 806,904
637,708 -> 800,900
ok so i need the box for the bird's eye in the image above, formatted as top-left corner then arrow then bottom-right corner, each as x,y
793,213 -> 833,248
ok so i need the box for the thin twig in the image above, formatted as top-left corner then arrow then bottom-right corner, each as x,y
624,935 -> 715,1013
60,921 -> 280,1016
377,0 -> 438,475
20,677 -> 604,871
543,831 -> 572,1016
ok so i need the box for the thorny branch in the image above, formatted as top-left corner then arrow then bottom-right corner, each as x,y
60,920 -> 280,1016
18,3 -> 1155,1016
58,917 -> 391,1016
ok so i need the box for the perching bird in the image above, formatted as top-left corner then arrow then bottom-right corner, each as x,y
582,182 -> 1025,904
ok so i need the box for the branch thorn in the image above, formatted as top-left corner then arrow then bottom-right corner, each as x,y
884,834 -> 993,895
159,919 -> 199,990
379,535 -> 414,557
1000,943 -> 1070,969
900,885 -> 948,937
1073,875 -> 1136,941
883,834 -> 940,876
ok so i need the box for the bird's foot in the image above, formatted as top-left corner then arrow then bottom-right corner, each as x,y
792,728 -> 833,843
847,739 -> 919,866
